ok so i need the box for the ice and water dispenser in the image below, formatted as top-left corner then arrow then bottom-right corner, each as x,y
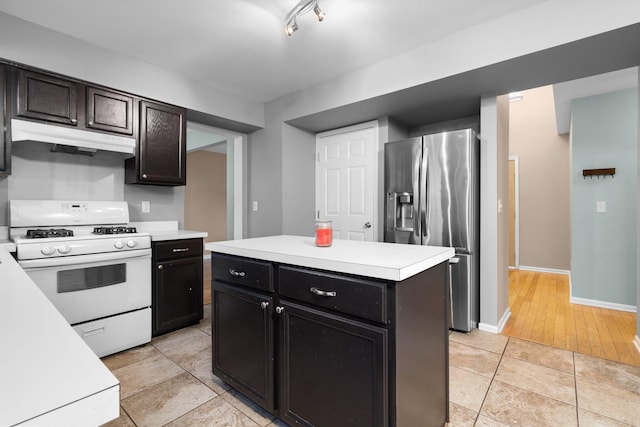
386,192 -> 414,232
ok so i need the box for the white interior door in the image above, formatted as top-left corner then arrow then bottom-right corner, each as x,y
316,122 -> 378,242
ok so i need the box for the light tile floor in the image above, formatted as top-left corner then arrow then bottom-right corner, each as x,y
102,305 -> 640,427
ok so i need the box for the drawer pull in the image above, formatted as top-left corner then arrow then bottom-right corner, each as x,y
229,269 -> 246,277
276,306 -> 285,314
172,248 -> 190,253
261,301 -> 269,309
310,287 -> 337,297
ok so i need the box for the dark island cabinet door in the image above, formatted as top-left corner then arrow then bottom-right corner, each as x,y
138,100 -> 186,185
279,300 -> 388,427
212,281 -> 275,412
86,86 -> 134,135
153,257 -> 203,335
16,69 -> 78,125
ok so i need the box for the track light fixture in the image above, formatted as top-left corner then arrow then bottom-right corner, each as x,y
284,0 -> 325,36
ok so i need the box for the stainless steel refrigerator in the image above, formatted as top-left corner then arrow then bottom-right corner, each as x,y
384,129 -> 479,332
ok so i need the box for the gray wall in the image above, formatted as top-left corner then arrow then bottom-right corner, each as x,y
6,142 -> 185,227
571,89 -> 637,307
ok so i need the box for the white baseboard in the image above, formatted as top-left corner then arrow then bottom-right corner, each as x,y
518,265 -> 571,275
569,296 -> 636,313
478,308 -> 511,334
634,336 -> 640,355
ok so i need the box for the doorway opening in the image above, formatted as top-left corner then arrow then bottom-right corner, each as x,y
185,121 -> 246,243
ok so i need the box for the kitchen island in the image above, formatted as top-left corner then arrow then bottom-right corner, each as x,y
205,235 -> 454,427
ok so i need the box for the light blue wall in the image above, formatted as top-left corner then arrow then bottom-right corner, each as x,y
571,89 -> 638,307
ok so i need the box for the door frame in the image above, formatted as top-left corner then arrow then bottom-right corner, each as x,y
315,120 -> 379,242
509,156 -> 520,269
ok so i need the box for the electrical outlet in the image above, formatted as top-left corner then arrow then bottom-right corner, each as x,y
596,201 -> 606,213
252,201 -> 258,212
142,201 -> 150,213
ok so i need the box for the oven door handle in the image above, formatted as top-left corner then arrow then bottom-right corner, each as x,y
19,248 -> 152,269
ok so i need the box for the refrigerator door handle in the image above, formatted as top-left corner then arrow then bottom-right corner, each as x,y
413,143 -> 421,239
420,145 -> 429,241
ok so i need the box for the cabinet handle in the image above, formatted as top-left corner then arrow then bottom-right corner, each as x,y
229,269 -> 246,277
158,264 -> 163,270
261,301 -> 269,309
142,174 -> 148,179
88,121 -> 94,126
310,287 -> 337,297
172,248 -> 189,253
275,306 -> 285,314
71,118 -> 77,124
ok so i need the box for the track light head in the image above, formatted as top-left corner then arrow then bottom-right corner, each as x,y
285,18 -> 298,36
313,4 -> 325,21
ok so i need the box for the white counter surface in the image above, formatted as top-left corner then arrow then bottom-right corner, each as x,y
129,221 -> 208,241
205,235 -> 454,281
0,249 -> 119,426
0,239 -> 16,252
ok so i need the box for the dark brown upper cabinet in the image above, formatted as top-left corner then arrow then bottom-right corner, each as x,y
126,100 -> 186,186
16,69 -> 78,126
86,86 -> 134,135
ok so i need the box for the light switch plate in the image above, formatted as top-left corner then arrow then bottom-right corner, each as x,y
596,201 -> 606,213
252,201 -> 258,212
142,201 -> 150,213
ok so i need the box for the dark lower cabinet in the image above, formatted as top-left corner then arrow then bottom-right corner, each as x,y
211,253 -> 449,427
279,301 -> 387,427
212,281 -> 274,411
152,239 -> 203,336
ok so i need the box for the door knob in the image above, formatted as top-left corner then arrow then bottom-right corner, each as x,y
364,222 -> 372,228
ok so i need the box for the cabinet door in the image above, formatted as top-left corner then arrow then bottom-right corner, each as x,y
86,86 -> 134,135
153,257 -> 203,335
279,300 -> 388,427
138,100 -> 186,185
16,69 -> 78,125
212,281 -> 274,412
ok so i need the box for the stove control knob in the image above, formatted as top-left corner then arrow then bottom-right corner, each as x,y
57,245 -> 71,255
126,239 -> 137,248
114,240 -> 125,249
41,246 -> 55,256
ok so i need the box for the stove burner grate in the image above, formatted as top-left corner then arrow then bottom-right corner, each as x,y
93,226 -> 138,235
26,228 -> 74,239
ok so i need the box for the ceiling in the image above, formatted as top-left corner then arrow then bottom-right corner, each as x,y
0,0 -> 546,104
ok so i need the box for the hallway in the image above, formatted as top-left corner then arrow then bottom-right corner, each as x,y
502,269 -> 640,367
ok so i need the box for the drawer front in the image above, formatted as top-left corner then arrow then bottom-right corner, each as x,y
154,238 -> 203,261
212,253 -> 274,292
279,266 -> 387,323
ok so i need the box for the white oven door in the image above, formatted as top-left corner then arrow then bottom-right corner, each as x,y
20,249 -> 151,325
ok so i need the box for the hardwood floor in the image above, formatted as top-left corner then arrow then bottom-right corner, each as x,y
502,269 -> 640,367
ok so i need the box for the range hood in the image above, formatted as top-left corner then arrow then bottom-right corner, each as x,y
11,119 -> 136,155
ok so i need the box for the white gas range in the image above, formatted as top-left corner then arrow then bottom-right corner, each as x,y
10,200 -> 152,357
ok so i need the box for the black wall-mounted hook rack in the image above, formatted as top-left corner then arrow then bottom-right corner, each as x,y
582,168 -> 615,179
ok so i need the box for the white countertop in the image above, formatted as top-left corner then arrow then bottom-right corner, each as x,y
0,249 -> 120,426
0,239 -> 16,252
205,235 -> 454,281
130,221 -> 208,241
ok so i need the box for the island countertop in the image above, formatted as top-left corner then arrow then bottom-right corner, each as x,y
205,235 -> 454,281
